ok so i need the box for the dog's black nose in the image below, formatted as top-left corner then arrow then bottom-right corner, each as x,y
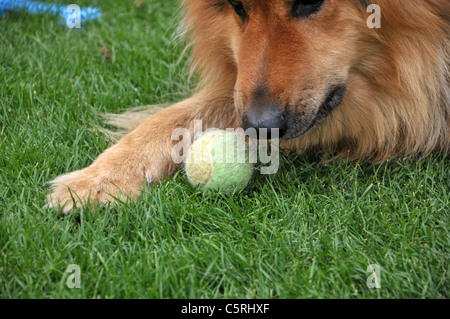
242,108 -> 287,139
241,85 -> 287,139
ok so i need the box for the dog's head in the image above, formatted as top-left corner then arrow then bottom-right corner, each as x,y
219,0 -> 368,138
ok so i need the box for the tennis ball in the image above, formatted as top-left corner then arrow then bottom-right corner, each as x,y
185,130 -> 253,193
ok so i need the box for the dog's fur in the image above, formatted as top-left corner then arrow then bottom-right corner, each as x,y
48,0 -> 449,213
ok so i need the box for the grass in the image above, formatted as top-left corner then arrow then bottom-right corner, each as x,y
0,0 -> 449,299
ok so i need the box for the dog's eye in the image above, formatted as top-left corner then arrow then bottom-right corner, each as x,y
228,0 -> 247,22
292,0 -> 325,19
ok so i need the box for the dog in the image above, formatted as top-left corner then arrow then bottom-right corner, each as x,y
48,0 -> 449,213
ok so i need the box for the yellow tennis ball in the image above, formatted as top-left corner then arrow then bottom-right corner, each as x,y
185,130 -> 253,193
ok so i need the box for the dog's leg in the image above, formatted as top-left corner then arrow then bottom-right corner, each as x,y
47,89 -> 238,213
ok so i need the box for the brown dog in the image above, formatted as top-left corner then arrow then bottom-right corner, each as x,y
48,0 -> 449,213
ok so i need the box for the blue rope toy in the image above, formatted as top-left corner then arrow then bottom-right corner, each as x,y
0,0 -> 102,25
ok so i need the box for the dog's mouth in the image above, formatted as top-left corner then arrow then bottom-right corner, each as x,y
283,85 -> 347,139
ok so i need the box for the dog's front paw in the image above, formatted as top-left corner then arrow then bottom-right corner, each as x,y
46,167 -> 142,214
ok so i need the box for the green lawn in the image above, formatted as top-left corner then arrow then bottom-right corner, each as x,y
0,0 -> 448,299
